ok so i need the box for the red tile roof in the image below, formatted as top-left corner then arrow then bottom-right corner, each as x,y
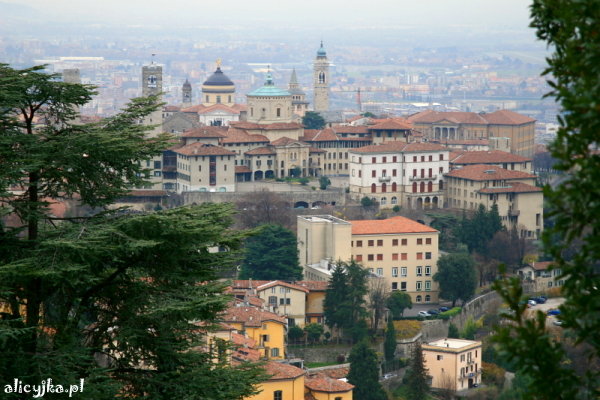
369,119 -> 413,130
351,140 -> 409,153
174,142 -> 236,156
221,130 -> 270,144
231,121 -> 304,130
163,105 -> 181,112
245,147 -> 276,155
445,164 -> 537,181
182,127 -> 228,138
529,261 -> 556,271
265,361 -> 306,380
222,304 -> 287,326
477,182 -> 542,194
351,216 -> 437,235
295,281 -> 329,291
181,104 -> 207,113
125,190 -> 168,197
304,376 -> 354,392
257,281 -> 309,293
235,166 -> 252,174
231,103 -> 247,111
403,142 -> 451,152
232,332 -> 262,361
408,109 -> 535,126
451,150 -> 531,164
431,139 -> 489,146
334,126 -> 370,134
270,137 -> 300,146
197,103 -> 240,115
483,109 -> 536,125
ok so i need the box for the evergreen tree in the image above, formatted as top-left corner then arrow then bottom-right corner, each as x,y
342,259 -> 370,332
387,291 -> 413,319
406,342 -> 430,400
347,340 -> 387,400
301,111 -> 326,129
488,203 -> 504,235
239,224 -> 303,280
323,262 -> 349,332
433,245 -> 477,307
448,323 -> 460,339
384,318 -> 397,362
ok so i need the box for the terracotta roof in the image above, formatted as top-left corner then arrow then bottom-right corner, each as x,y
451,150 -> 531,165
351,216 -> 437,235
403,142 -> 451,152
197,103 -> 240,115
235,166 -> 252,173
125,190 -> 168,197
232,280 -> 272,289
181,104 -> 207,113
231,121 -> 304,130
529,261 -> 556,271
334,126 -> 369,134
221,130 -> 270,144
304,393 -> 317,400
408,109 -> 536,126
257,280 -> 309,293
351,140 -> 408,153
174,142 -> 236,156
245,147 -> 276,155
308,146 -> 326,154
304,376 -> 354,392
265,361 -> 306,380
295,281 -> 329,291
182,127 -> 228,138
301,129 -> 321,141
369,119 -> 413,130
231,103 -> 247,111
449,151 -> 467,162
483,109 -> 536,125
271,137 -> 300,146
445,164 -> 537,181
232,333 -> 261,361
163,105 -> 181,112
222,304 -> 287,326
477,182 -> 542,194
315,367 -> 349,380
431,139 -> 489,146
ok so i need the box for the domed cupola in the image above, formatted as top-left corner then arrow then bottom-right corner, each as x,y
202,59 -> 235,106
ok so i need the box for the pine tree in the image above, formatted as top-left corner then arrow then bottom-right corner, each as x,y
406,342 -> 430,400
323,261 -> 349,332
347,340 -> 388,400
384,318 -> 397,362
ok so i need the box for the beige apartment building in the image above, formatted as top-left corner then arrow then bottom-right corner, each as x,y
516,261 -> 565,293
297,215 -> 440,304
173,142 -> 236,192
449,150 -> 533,173
423,338 -> 483,392
445,164 -> 543,237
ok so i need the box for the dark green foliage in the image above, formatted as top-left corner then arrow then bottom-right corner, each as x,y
448,323 -> 460,339
347,318 -> 368,343
452,205 -> 504,254
323,262 -> 349,331
496,370 -> 534,400
384,318 -> 397,362
433,245 -> 477,307
291,166 -> 302,177
361,196 -> 373,207
491,1 -> 600,399
239,224 -> 303,280
387,291 -> 413,318
298,177 -> 309,185
302,111 -> 326,129
288,326 -> 304,341
461,317 -> 477,340
428,212 -> 460,251
303,323 -> 324,342
318,175 -> 331,190
347,340 -> 387,400
361,112 -> 376,118
393,205 -> 401,212
405,342 -> 429,400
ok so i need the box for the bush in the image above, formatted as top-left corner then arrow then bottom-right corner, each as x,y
361,196 -> 373,207
299,177 -> 309,185
337,354 -> 346,364
439,307 -> 462,318
319,176 -> 331,190
311,186 -> 316,190
345,187 -> 350,193
393,205 -> 400,212
275,178 -> 284,182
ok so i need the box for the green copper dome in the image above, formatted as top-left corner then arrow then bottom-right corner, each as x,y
247,71 -> 291,97
317,41 -> 327,57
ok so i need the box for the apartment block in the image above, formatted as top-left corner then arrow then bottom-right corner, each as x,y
423,338 -> 483,392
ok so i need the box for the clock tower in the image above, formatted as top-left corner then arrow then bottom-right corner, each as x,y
313,41 -> 330,112
182,79 -> 192,108
141,62 -> 163,138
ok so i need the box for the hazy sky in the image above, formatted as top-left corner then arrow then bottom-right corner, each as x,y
9,0 -> 533,29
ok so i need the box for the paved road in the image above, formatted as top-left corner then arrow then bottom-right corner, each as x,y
525,297 -> 564,327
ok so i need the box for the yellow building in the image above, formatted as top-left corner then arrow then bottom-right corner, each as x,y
245,361 -> 306,400
422,338 -> 482,392
298,215 -> 441,304
304,374 -> 354,400
202,64 -> 236,107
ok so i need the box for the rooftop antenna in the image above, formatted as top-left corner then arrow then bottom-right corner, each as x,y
151,53 -> 156,65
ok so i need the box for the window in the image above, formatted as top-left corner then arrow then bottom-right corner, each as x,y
393,156 -> 397,162
401,267 -> 407,277
356,255 -> 363,262
429,155 -> 433,161
401,282 -> 407,291
402,239 -> 407,246
392,253 -> 398,261
548,281 -> 553,287
417,266 -> 422,276
372,170 -> 376,178
401,253 -> 407,260
425,295 -> 431,302
154,161 -> 161,169
271,287 -> 276,293
279,298 -> 291,305
440,154 -> 444,161
216,95 -> 221,103
392,267 -> 398,277
425,281 -> 431,291
271,348 -> 280,357
383,157 -> 387,163
368,240 -> 374,247
393,169 -> 397,176
381,197 -> 387,205
377,254 -> 383,261
377,268 -> 383,275
377,240 -> 383,246
461,355 -> 465,362
392,282 -> 398,290
368,254 -> 374,261
154,171 -> 161,177
372,157 -> 376,163
274,391 -> 282,400
425,252 -> 432,259
269,296 -> 277,304
276,108 -> 281,117
417,238 -> 423,245
392,239 -> 398,246
437,355 -> 443,360
416,281 -> 422,291
413,156 -> 417,162
426,238 -> 432,245
371,183 -> 376,193
357,240 -> 363,247
416,295 -> 422,302
425,266 -> 431,276
417,253 -> 423,260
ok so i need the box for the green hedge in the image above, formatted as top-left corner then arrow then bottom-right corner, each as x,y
439,307 -> 462,318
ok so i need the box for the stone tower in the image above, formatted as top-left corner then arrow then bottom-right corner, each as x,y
182,79 -> 192,108
141,62 -> 163,138
313,41 -> 329,112
288,68 -> 309,117
62,69 -> 82,119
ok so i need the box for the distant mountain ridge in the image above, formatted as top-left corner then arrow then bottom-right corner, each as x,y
0,1 -> 43,19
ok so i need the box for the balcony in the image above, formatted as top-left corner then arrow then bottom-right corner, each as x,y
378,176 -> 391,182
458,369 -> 483,380
406,190 -> 444,197
409,175 -> 438,181
508,209 -> 520,217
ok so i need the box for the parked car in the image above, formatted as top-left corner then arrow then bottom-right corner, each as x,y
539,295 -> 548,302
418,311 -> 431,317
439,306 -> 450,312
380,374 -> 393,380
553,320 -> 563,326
530,297 -> 546,304
428,309 -> 440,315
528,300 -> 537,306
548,309 -> 561,316
519,301 -> 531,308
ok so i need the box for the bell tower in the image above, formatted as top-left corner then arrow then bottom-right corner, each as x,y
182,79 -> 192,108
313,41 -> 329,112
141,61 -> 163,138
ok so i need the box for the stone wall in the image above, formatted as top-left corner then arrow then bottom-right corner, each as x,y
182,187 -> 346,207
287,345 -> 353,364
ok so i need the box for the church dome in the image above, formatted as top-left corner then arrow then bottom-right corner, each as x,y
316,41 -> 327,58
182,79 -> 191,88
247,72 -> 291,97
203,67 -> 234,87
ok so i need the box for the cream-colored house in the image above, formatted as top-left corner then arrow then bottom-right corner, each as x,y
449,150 -> 533,173
297,215 -> 440,304
255,281 -> 309,328
173,142 -> 236,193
516,261 -> 565,293
445,164 -> 543,237
423,338 -> 482,392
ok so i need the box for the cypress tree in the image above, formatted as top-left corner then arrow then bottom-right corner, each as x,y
323,262 -> 349,332
347,340 -> 387,400
406,342 -> 430,400
384,318 -> 397,362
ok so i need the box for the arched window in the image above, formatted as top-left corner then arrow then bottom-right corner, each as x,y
391,196 -> 398,205
381,197 -> 387,205
428,181 -> 433,192
228,95 -> 231,103
250,107 -> 254,117
392,182 -> 397,191
216,95 -> 221,103
371,183 -> 377,193
412,182 -> 417,193
425,295 -> 431,302
420,182 -> 425,192
319,71 -> 326,84
416,295 -> 422,303
439,180 -> 444,190
206,95 -> 209,102
277,108 -> 281,117
381,183 -> 387,193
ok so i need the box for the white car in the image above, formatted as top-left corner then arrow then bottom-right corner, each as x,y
528,300 -> 537,306
418,311 -> 431,317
